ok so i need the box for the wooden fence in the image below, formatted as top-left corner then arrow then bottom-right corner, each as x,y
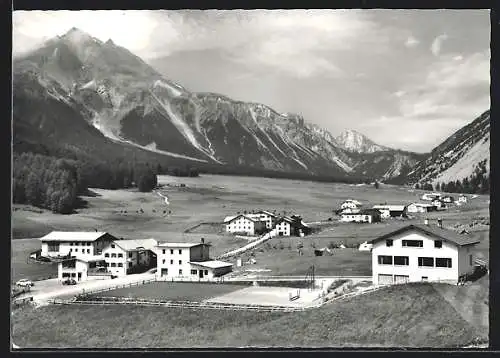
76,278 -> 156,298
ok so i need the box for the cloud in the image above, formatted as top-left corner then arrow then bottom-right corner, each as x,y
404,36 -> 420,48
431,33 -> 449,56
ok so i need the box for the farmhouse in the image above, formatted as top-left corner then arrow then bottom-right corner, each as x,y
340,209 -> 381,224
421,192 -> 442,201
274,215 -> 311,236
370,222 -> 480,285
340,207 -> 360,215
340,199 -> 362,210
442,195 -> 455,203
155,239 -> 232,280
458,195 -> 468,204
102,238 -> 157,277
224,214 -> 267,236
247,210 -> 278,229
432,199 -> 447,210
372,205 -> 408,218
58,257 -> 107,282
407,203 -> 437,213
39,231 -> 117,259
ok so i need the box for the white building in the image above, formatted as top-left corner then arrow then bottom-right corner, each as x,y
40,232 -> 117,259
421,192 -> 442,201
340,207 -> 360,215
358,241 -> 373,251
102,238 -> 157,277
274,216 -> 310,237
432,199 -> 447,210
340,209 -> 381,224
224,214 -> 266,236
58,257 -> 107,282
372,205 -> 407,218
407,203 -> 437,213
370,223 -> 480,285
458,195 -> 468,204
246,210 -> 278,229
340,199 -> 362,210
155,240 -> 232,280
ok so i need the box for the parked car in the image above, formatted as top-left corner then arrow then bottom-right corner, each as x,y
16,279 -> 34,287
62,279 -> 77,285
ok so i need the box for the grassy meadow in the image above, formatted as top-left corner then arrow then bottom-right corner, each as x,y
11,283 -> 484,348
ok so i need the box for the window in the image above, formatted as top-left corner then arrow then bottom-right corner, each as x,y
436,258 -> 452,268
170,260 -> 173,265
204,270 -> 208,275
106,263 -> 110,267
118,253 -> 123,258
179,260 -> 182,265
179,249 -> 182,254
421,276 -> 428,281
402,240 -> 423,247
162,259 -> 165,264
162,249 -> 166,254
179,269 -> 183,275
394,256 -> 409,266
418,257 -> 434,267
128,262 -> 132,268
74,249 -> 78,252
88,242 -> 91,246
69,249 -> 72,252
62,272 -> 70,278
378,255 -> 393,265
386,239 -> 393,247
87,249 -> 90,254
111,263 -> 116,267
111,244 -> 115,249
111,253 -> 116,258
469,255 -> 473,266
434,240 -> 442,248
105,253 -> 109,258
48,243 -> 59,252
128,252 -> 132,258
118,263 -> 123,267
191,269 -> 197,275
170,249 -> 174,254
70,243 -> 73,246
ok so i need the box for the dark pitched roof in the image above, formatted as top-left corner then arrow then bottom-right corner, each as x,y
370,224 -> 480,246
360,209 -> 381,215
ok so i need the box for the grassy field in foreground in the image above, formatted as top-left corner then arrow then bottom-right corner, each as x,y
12,283 -> 481,348
90,282 -> 249,301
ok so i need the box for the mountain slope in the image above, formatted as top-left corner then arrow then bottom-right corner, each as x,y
335,129 -> 389,153
13,28 -> 426,181
405,110 -> 490,186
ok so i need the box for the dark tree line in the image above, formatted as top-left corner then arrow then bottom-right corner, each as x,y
435,160 -> 489,194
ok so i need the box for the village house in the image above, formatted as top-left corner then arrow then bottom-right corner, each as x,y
224,214 -> 267,236
407,203 -> 437,213
358,241 -> 373,251
458,195 -> 468,204
340,199 -> 362,210
274,215 -> 310,237
340,207 -> 360,215
421,192 -> 442,201
340,209 -> 381,224
39,231 -> 117,259
372,205 -> 408,218
370,222 -> 480,285
58,257 -> 107,282
246,210 -> 278,229
432,199 -> 447,210
102,238 -> 157,277
155,239 -> 232,280
442,195 -> 455,203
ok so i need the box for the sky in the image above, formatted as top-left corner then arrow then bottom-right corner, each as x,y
13,10 -> 491,153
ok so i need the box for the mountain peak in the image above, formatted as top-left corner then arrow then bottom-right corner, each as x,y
336,129 -> 388,153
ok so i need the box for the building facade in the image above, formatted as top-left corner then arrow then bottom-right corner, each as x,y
40,232 -> 117,259
341,200 -> 361,210
370,224 -> 479,285
340,209 -> 381,224
224,215 -> 266,236
102,239 -> 157,277
407,203 -> 437,213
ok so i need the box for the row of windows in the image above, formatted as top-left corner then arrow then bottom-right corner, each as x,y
69,242 -> 92,246
161,249 -> 183,255
386,239 -> 442,248
162,259 -> 183,265
161,269 -> 209,275
70,248 -> 91,254
104,253 -> 128,258
378,255 -> 453,268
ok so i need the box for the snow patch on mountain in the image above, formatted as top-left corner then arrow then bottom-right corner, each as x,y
335,129 -> 388,153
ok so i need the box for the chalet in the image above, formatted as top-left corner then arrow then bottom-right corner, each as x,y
58,257 -> 107,282
274,215 -> 311,237
224,214 -> 267,236
442,195 -> 455,203
340,207 -> 360,215
421,192 -> 442,201
39,232 -> 117,259
407,203 -> 437,213
458,195 -> 468,204
102,238 -> 157,277
432,199 -> 447,210
246,210 -> 278,229
155,239 -> 232,280
372,205 -> 407,218
340,199 -> 362,210
340,209 -> 381,224
370,222 -> 480,285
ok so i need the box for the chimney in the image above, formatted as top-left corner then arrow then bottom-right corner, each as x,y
201,238 -> 205,244
424,218 -> 429,226
437,218 -> 443,228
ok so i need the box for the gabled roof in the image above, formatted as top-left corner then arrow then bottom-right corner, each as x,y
156,242 -> 209,248
254,210 -> 277,217
113,238 -> 157,251
39,231 -> 112,242
372,205 -> 407,211
224,214 -> 262,223
370,224 -> 480,247
189,260 -> 233,269
409,202 -> 435,207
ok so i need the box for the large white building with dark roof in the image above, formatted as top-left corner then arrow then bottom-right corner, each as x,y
39,231 -> 117,259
